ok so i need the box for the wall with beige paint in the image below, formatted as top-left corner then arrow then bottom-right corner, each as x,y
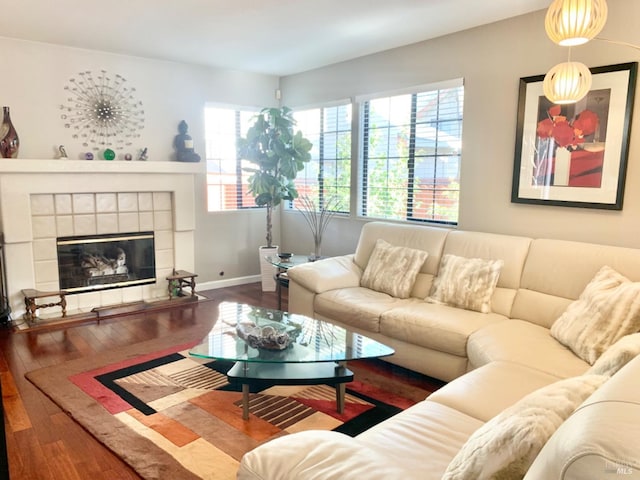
279,0 -> 640,256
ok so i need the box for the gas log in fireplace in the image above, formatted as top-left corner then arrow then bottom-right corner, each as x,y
57,232 -> 156,294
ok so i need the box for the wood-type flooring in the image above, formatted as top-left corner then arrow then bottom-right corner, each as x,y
0,283 -> 441,479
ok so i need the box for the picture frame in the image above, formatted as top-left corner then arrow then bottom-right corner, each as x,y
511,62 -> 637,210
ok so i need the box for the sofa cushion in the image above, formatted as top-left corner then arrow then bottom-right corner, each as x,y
512,238 -> 640,328
525,355 -> 640,480
356,401 -> 483,480
551,266 -> 640,365
428,361 -> 563,423
353,221 -> 448,275
467,320 -> 590,377
586,332 -> 640,377
237,430 -> 411,480
442,375 -> 608,480
380,302 -> 505,356
314,287 -> 418,333
427,254 -> 503,313
360,239 -> 428,299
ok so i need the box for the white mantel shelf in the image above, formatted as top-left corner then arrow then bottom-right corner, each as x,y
0,159 -> 203,174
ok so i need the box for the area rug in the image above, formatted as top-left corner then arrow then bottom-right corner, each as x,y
26,338 -> 418,480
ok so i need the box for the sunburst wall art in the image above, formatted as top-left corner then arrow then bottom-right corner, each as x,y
60,70 -> 145,154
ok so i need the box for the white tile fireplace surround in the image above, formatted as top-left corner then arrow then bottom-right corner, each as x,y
0,159 -> 200,319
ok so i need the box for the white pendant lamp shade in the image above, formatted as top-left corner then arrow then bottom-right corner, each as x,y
545,0 -> 608,46
543,61 -> 592,104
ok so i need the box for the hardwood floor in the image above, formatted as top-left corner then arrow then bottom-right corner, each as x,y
0,283 -> 441,479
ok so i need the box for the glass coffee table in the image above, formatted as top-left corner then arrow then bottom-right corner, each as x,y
189,302 -> 395,420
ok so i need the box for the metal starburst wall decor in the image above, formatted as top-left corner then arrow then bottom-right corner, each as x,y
60,70 -> 145,151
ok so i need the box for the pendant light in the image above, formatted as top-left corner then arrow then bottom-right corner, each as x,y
543,0 -> 640,104
545,0 -> 608,46
543,60 -> 592,104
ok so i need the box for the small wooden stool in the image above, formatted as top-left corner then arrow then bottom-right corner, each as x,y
22,288 -> 67,320
167,270 -> 198,300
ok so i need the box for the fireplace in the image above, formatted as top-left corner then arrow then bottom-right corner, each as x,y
57,232 -> 156,294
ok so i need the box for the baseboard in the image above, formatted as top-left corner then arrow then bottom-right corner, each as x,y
197,275 -> 261,292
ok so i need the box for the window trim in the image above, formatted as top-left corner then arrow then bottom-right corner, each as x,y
204,102 -> 261,212
357,78 -> 464,225
288,101 -> 353,214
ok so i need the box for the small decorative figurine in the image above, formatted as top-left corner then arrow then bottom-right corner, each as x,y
58,145 -> 68,159
174,120 -> 201,162
85,152 -> 94,160
124,153 -> 132,161
138,147 -> 148,161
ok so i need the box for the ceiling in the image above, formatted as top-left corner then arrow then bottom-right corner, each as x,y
1,0 -> 550,76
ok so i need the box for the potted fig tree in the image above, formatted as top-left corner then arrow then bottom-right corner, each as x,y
237,106 -> 312,291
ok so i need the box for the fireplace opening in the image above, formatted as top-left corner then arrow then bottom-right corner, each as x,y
57,232 -> 156,294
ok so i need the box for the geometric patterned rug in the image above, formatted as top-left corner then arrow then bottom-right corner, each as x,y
29,341 -> 417,479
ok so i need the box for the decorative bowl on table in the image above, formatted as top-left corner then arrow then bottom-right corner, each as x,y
236,321 -> 292,350
278,252 -> 293,262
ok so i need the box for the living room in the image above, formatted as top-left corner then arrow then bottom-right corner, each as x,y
0,0 -> 638,310
1,0 -> 640,478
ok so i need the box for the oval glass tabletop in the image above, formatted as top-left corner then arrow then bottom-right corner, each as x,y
189,301 -> 394,364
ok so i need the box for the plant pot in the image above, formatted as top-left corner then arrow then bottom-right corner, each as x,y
259,246 -> 279,292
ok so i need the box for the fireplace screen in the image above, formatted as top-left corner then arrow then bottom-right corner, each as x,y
57,232 -> 156,294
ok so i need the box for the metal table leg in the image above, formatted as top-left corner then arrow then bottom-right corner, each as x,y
242,383 -> 250,420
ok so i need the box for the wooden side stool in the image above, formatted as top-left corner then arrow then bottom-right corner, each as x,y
167,270 -> 198,300
22,288 -> 67,320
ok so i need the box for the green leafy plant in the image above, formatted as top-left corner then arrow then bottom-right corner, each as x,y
238,107 -> 313,247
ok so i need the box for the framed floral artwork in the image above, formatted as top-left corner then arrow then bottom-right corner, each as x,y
511,62 -> 637,210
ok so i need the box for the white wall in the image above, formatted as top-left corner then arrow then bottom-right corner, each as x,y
279,0 -> 640,255
0,36 -> 279,285
2,0 -> 640,290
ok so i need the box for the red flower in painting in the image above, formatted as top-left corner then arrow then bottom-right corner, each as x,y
537,107 -> 599,149
553,121 -> 576,147
572,109 -> 599,137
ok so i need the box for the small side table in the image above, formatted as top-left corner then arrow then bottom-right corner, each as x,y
167,270 -> 198,300
265,255 -> 315,309
22,288 -> 67,320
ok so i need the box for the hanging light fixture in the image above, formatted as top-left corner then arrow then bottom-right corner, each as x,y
542,0 -> 640,104
543,61 -> 592,104
545,0 -> 608,46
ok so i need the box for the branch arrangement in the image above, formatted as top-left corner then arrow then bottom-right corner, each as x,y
296,195 -> 341,255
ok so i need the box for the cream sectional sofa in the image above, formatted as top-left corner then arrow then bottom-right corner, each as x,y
239,355 -> 640,479
236,221 -> 640,479
286,221 -> 640,381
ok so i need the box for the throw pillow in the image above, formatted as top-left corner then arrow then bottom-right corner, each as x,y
442,375 -> 608,480
551,266 -> 640,365
426,254 -> 503,313
360,239 -> 428,299
587,332 -> 640,377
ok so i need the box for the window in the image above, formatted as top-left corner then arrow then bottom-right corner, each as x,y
204,105 -> 258,211
291,103 -> 351,213
360,81 -> 463,224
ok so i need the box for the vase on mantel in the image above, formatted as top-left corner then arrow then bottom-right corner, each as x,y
0,106 -> 19,158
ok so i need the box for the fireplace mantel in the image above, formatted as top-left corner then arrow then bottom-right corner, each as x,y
0,159 -> 199,317
0,159 -> 202,174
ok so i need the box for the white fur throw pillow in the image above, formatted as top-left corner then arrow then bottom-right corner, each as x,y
551,266 -> 640,365
360,239 -> 428,299
587,333 -> 640,377
442,375 -> 608,480
427,254 -> 503,313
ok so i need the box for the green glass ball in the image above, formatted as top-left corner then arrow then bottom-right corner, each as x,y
103,148 -> 115,160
